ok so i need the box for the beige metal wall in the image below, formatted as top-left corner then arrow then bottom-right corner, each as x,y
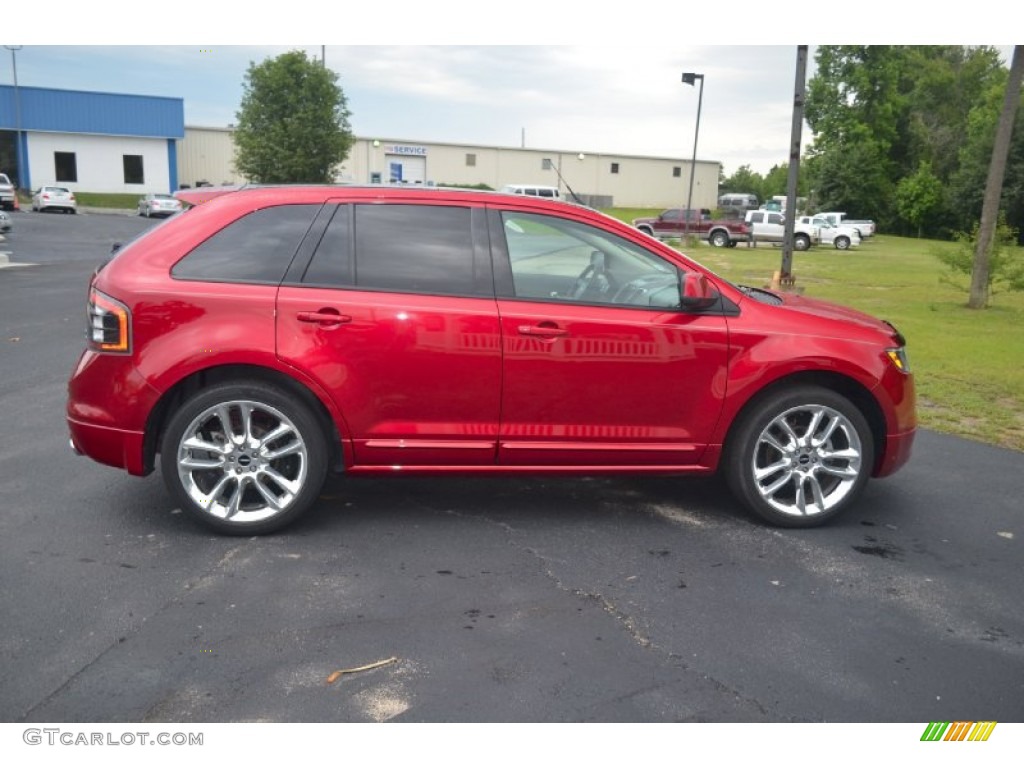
179,127 -> 719,208
341,138 -> 720,209
177,126 -> 242,188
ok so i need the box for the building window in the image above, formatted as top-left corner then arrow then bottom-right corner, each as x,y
610,162 -> 620,174
55,152 -> 78,183
465,153 -> 476,167
123,155 -> 145,185
673,166 -> 681,177
542,158 -> 553,170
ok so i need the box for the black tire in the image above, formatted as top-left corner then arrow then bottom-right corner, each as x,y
710,230 -> 730,248
835,236 -> 850,250
724,385 -> 874,528
794,234 -> 811,251
159,380 -> 329,535
728,241 -> 739,248
638,226 -> 654,237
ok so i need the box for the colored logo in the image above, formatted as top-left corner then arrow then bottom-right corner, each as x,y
921,722 -> 997,741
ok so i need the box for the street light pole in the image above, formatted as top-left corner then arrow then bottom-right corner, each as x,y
681,72 -> 704,242
4,46 -> 24,193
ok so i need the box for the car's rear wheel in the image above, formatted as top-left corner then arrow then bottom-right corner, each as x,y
160,381 -> 328,535
835,236 -> 851,250
725,386 -> 874,527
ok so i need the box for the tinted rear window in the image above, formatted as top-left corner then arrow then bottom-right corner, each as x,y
172,204 -> 318,283
353,204 -> 477,295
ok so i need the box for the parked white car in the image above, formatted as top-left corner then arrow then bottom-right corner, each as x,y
32,186 -> 77,214
798,216 -> 861,250
137,193 -> 183,218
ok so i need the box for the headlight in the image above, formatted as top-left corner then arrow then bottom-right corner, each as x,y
886,347 -> 910,373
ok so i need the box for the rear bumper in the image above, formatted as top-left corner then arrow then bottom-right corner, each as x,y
66,349 -> 162,476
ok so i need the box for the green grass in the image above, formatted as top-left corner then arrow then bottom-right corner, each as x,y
606,207 -> 1024,453
73,192 -> 142,208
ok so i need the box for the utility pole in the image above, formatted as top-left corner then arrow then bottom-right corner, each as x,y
779,45 -> 808,282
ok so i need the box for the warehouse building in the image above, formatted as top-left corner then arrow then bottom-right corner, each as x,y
178,127 -> 721,210
0,85 -> 184,194
1,83 -> 718,209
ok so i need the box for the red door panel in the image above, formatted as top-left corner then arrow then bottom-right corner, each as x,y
496,299 -> 730,466
277,287 -> 502,466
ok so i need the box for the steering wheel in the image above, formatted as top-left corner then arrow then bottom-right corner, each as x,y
570,264 -> 597,299
570,252 -> 614,300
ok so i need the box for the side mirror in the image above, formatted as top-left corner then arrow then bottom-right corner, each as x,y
680,272 -> 719,311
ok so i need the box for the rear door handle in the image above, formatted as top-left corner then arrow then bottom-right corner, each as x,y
297,310 -> 352,326
518,324 -> 568,338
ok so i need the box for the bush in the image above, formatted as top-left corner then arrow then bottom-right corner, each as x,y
934,216 -> 1024,303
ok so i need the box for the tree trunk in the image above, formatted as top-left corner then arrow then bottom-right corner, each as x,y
969,46 -> 1024,308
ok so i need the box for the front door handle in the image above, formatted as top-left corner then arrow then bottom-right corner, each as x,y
297,309 -> 352,326
518,323 -> 568,339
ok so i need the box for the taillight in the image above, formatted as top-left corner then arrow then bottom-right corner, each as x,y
88,289 -> 131,353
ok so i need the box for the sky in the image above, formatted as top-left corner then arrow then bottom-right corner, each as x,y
5,4 -> 1017,176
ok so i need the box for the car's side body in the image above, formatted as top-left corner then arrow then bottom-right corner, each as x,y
68,186 -> 915,533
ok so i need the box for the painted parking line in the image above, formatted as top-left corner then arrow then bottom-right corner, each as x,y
0,252 -> 37,269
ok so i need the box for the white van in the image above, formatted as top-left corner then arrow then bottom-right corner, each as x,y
500,184 -> 563,200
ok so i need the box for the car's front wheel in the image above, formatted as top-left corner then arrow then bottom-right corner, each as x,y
710,230 -> 730,248
724,386 -> 874,527
160,381 -> 328,535
794,234 -> 811,251
835,236 -> 851,250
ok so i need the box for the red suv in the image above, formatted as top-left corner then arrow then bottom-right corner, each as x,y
67,186 -> 915,534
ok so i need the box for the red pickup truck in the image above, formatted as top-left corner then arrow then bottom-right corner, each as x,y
632,208 -> 751,247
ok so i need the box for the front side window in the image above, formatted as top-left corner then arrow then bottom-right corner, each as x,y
55,152 -> 77,183
501,212 -> 680,309
173,204 -> 319,283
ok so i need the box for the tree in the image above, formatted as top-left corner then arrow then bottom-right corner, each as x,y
804,45 -> 1006,234
895,161 -> 943,237
234,51 -> 354,184
721,164 -> 765,200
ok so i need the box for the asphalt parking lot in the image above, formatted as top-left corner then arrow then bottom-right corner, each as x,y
1,208 -> 1022,723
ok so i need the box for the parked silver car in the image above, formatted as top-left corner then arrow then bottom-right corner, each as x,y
137,193 -> 183,218
32,186 -> 77,214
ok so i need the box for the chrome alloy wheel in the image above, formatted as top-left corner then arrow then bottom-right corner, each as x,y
176,400 -> 309,524
751,404 -> 863,518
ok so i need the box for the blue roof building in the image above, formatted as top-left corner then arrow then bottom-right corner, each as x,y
0,85 -> 185,193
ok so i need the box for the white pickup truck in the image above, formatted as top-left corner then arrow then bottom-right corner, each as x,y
797,215 -> 861,250
745,209 -> 820,250
818,211 -> 875,238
